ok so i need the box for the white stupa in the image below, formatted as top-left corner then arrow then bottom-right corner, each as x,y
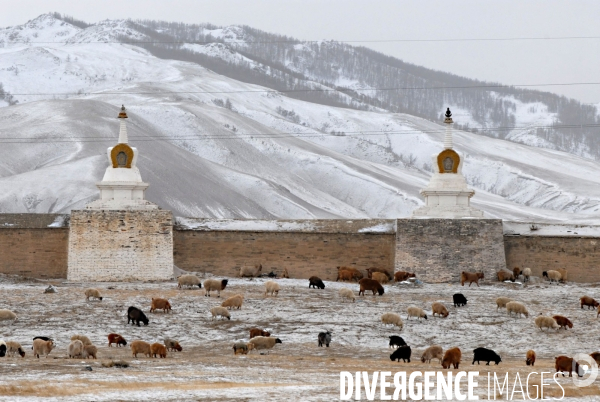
86,105 -> 158,210
412,108 -> 484,218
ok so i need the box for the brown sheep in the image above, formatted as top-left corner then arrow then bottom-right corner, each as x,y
580,296 -> 599,309
150,343 -> 167,358
371,272 -> 389,284
150,298 -> 172,313
526,350 -> 536,366
555,356 -> 583,377
336,270 -> 354,282
83,345 -> 97,359
460,272 -> 484,287
442,347 -> 461,369
591,352 -> 600,366
164,338 -> 182,352
249,328 -> 271,339
598,305 -> 600,318
130,340 -> 152,358
108,333 -> 127,347
497,269 -> 516,282
366,267 -> 392,281
431,302 -> 449,318
552,315 -> 573,330
512,267 -> 522,279
421,345 -> 444,364
394,271 -> 416,282
358,278 -> 384,296
337,266 -> 364,281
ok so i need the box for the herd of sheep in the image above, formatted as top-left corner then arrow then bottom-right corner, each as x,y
0,263 -> 599,379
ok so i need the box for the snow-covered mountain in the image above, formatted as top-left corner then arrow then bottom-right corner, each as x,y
0,13 -> 599,222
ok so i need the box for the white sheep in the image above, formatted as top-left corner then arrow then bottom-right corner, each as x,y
431,302 -> 449,318
82,344 -> 98,359
84,288 -> 103,301
210,306 -> 231,320
221,294 -> 244,310
407,306 -> 428,320
5,341 -> 25,358
68,340 -> 84,358
535,316 -> 560,331
32,339 -> 54,358
249,336 -> 282,353
421,345 -> 444,364
543,270 -> 562,283
178,274 -> 202,289
204,279 -> 228,297
522,268 -> 532,282
496,297 -> 512,310
381,313 -> 403,329
0,309 -> 17,321
338,288 -> 355,302
264,281 -> 280,296
506,301 -> 529,318
71,334 -> 93,346
239,264 -> 262,278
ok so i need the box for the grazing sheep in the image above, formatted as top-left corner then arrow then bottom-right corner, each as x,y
204,279 -> 229,297
552,315 -> 573,330
239,264 -> 263,278
71,335 -> 92,346
388,336 -> 407,349
336,269 -> 353,282
497,269 -> 516,282
5,341 -> 25,358
150,343 -> 167,358
526,350 -> 536,366
394,271 -> 416,282
535,316 -> 560,331
249,336 -> 282,353
127,306 -> 149,326
249,328 -> 270,339
442,347 -> 462,369
0,340 -> 5,357
337,267 -> 363,282
590,352 -> 600,366
496,297 -> 512,310
282,268 -> 289,278
523,268 -> 532,282
381,313 -> 403,329
84,288 -> 103,301
338,288 -> 355,302
453,293 -> 468,307
371,272 -> 389,284
83,345 -> 97,359
164,338 -> 183,352
233,342 -> 249,355
318,331 -> 331,347
407,306 -> 428,321
542,270 -> 562,283
358,278 -> 384,296
68,340 -> 84,358
366,268 -> 392,281
0,309 -> 17,321
390,345 -> 411,362
513,267 -> 522,279
32,339 -> 54,358
421,346 -> 444,364
580,296 -> 599,309
472,347 -> 502,365
130,340 -> 152,358
150,298 -> 172,313
557,268 -> 568,283
506,301 -> 529,318
264,281 -> 280,296
210,306 -> 231,320
431,302 -> 449,318
555,356 -> 583,377
221,294 -> 244,310
177,275 -> 202,289
309,276 -> 326,289
460,272 -> 484,287
108,333 -> 127,347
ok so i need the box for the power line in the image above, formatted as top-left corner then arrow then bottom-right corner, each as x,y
7,82 -> 600,97
1,123 -> 598,144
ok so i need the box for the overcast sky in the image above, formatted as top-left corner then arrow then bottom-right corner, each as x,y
3,0 -> 599,103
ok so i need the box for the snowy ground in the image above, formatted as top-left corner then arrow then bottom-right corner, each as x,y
1,275 -> 600,401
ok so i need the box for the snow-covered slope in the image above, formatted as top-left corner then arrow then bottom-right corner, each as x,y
0,14 -> 598,222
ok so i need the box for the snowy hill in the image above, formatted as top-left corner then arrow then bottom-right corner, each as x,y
0,14 -> 598,222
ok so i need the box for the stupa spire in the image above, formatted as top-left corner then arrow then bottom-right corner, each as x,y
443,107 -> 453,149
118,105 -> 128,144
